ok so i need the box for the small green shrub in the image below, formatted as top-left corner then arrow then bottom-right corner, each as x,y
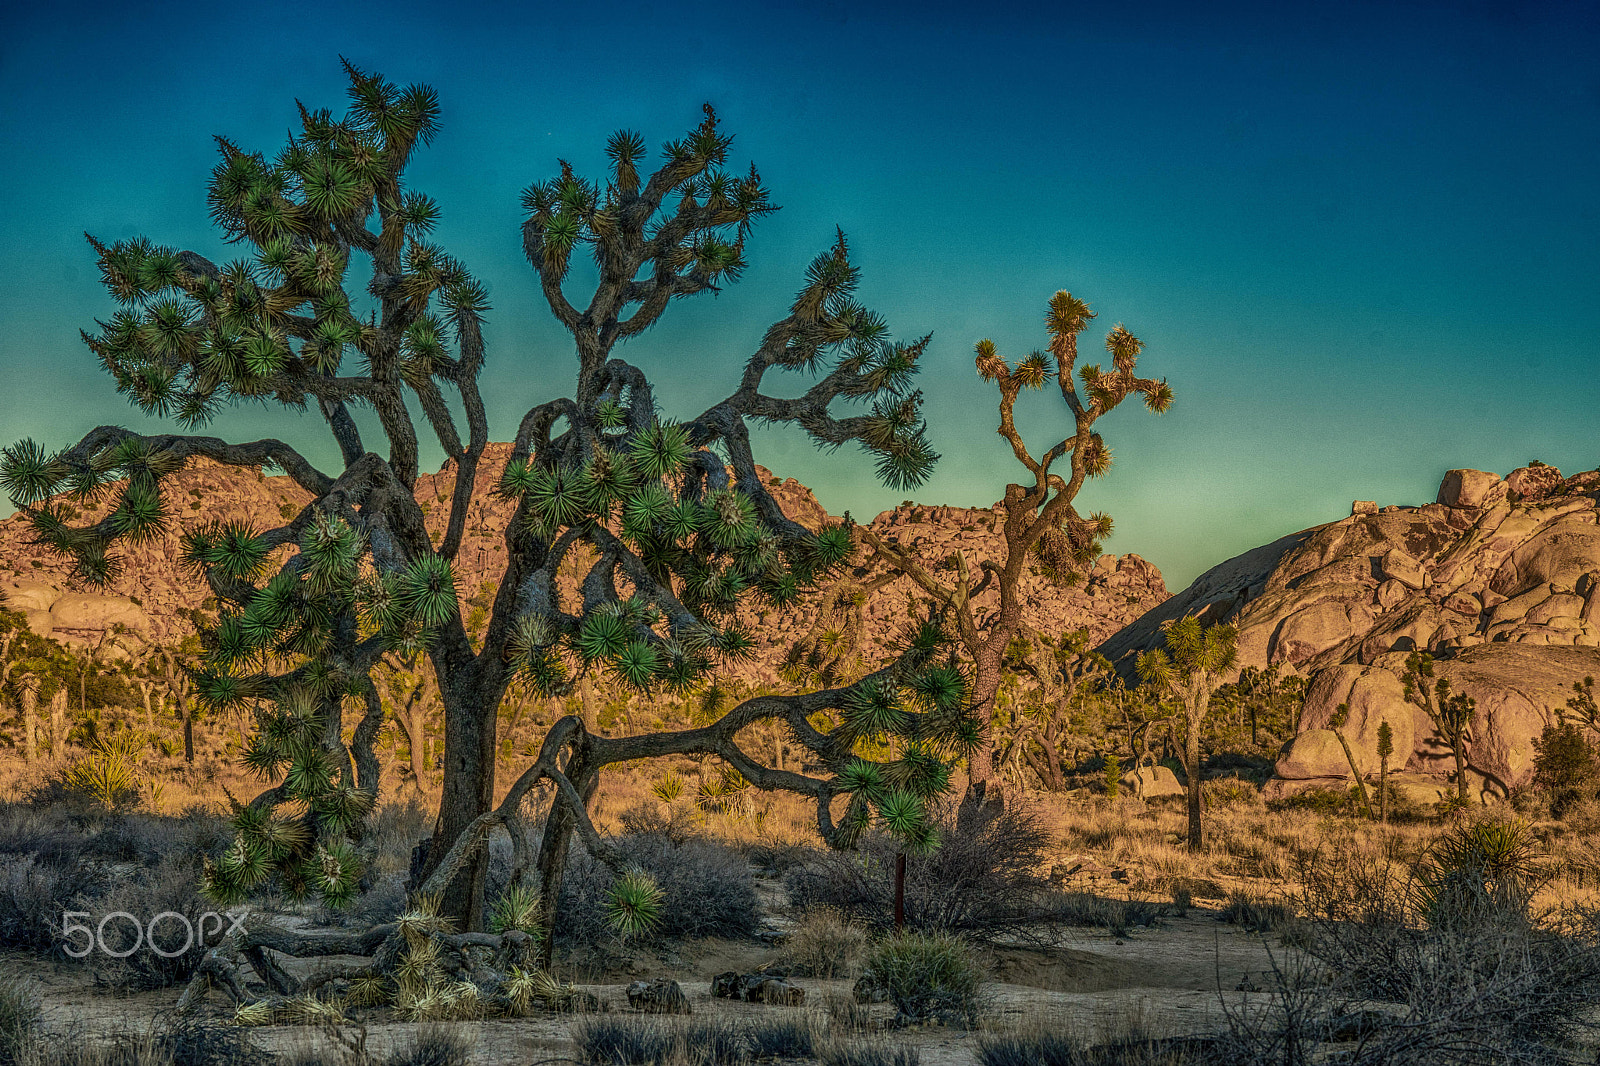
1201,776 -> 1261,811
1219,891 -> 1295,933
58,734 -> 145,811
862,931 -> 984,1026
1532,721 -> 1600,819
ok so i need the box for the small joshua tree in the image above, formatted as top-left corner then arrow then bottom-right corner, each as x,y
1136,617 -> 1237,850
1329,702 -> 1374,820
1402,651 -> 1477,807
1377,718 -> 1394,826
863,291 -> 1170,818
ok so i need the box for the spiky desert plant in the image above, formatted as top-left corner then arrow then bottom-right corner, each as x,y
1137,617 -> 1237,850
5,60 -> 945,932
488,883 -> 543,936
1413,817 -> 1541,928
861,291 -> 1170,814
604,868 -> 665,941
60,731 -> 145,810
1402,652 -> 1478,806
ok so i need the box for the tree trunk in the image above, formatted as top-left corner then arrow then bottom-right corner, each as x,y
535,741 -> 599,969
49,689 -> 66,756
431,682 -> 496,930
1184,709 -> 1203,851
181,694 -> 195,763
958,640 -> 1008,832
1379,752 -> 1389,827
1454,742 -> 1470,805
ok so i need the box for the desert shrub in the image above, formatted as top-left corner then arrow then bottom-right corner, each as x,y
1043,892 -> 1162,937
156,1020 -> 271,1066
780,905 -> 868,977
785,803 -> 1058,934
861,931 -> 984,1026
92,861 -> 224,989
0,977 -> 41,1066
1218,891 -> 1295,933
975,1027 -> 1218,1066
336,872 -> 407,929
571,1016 -> 679,1066
617,801 -> 699,845
0,854 -> 104,952
819,1042 -> 920,1066
559,831 -> 758,944
1266,785 -> 1356,816
679,1020 -> 748,1066
744,1017 -> 816,1061
56,734 -> 146,812
1532,722 -> 1600,819
381,1024 -> 473,1066
364,797 -> 433,878
0,801 -> 88,865
1201,777 -> 1262,811
1412,817 -> 1541,931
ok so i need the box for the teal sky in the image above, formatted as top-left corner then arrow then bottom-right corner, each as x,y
1,0 -> 1595,591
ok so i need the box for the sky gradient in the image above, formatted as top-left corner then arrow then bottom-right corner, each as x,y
1,0 -> 1596,591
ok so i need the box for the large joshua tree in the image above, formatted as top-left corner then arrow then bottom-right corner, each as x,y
0,61 -> 958,931
861,291 -> 1171,816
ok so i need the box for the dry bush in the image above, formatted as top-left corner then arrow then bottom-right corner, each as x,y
560,830 -> 759,944
0,853 -> 103,953
1214,817 -> 1600,1064
0,977 -> 41,1066
92,860 -> 225,990
819,1041 -> 919,1066
780,905 -> 868,978
785,803 -> 1062,935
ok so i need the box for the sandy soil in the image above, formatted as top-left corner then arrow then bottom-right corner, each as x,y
17,906 -> 1298,1065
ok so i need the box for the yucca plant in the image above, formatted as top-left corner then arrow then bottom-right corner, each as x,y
60,731 -> 145,810
1413,817 -> 1542,929
7,60 -> 952,950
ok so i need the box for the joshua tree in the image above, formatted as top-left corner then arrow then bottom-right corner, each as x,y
1377,718 -> 1394,826
1328,701 -> 1374,820
1402,652 -> 1477,806
862,291 -> 1170,819
1136,617 -> 1237,850
996,627 -> 1113,792
0,61 -> 944,927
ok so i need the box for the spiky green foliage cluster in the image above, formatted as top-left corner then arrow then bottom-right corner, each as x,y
499,439 -> 860,697
195,512 -> 452,906
1413,818 -> 1541,928
79,61 -> 476,430
825,621 -> 976,852
0,436 -> 184,586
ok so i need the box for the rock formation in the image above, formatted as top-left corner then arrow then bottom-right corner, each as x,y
1100,464 -> 1600,799
0,445 -> 1170,684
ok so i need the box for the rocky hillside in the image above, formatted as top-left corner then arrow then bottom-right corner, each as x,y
1100,463 -> 1600,797
0,444 -> 1170,687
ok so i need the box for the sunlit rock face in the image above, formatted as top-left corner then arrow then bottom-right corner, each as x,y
0,447 -> 1171,687
1100,464 -> 1600,798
